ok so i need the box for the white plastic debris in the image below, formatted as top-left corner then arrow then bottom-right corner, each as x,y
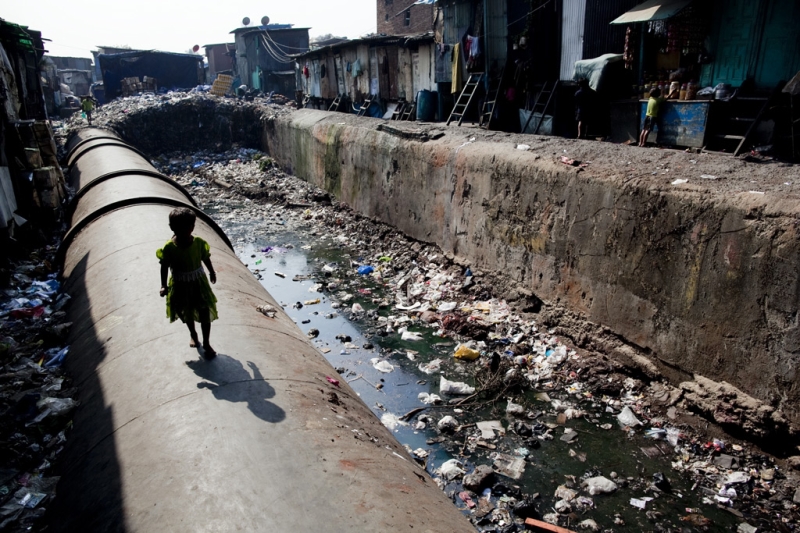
555,485 -> 578,501
437,301 -> 457,312
582,476 -> 618,495
617,406 -> 643,427
400,327 -> 424,341
418,359 -> 442,374
439,458 -> 466,480
372,359 -> 394,373
380,413 -> 407,431
671,179 -> 689,185
725,471 -> 750,485
418,392 -> 442,405
440,377 -> 475,395
493,453 -> 526,480
437,415 -> 458,431
506,400 -> 525,416
629,497 -> 652,509
476,420 -> 505,440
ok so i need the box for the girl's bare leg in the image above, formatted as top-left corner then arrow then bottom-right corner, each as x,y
186,320 -> 199,347
200,309 -> 215,357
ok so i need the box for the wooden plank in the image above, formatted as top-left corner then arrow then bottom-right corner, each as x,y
524,518 -> 577,533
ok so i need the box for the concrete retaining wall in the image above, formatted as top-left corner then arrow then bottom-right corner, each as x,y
263,109 -> 800,433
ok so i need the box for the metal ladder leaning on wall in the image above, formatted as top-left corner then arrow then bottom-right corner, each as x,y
521,80 -> 558,134
400,100 -> 416,121
328,95 -> 342,112
447,73 -> 484,126
480,65 -> 506,129
356,96 -> 374,117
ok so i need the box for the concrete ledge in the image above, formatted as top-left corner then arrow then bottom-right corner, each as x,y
264,109 -> 800,432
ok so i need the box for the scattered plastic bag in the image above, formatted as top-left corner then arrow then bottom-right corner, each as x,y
617,406 -> 643,427
36,397 -> 78,416
357,265 -> 374,275
440,377 -> 475,395
256,303 -> 277,318
583,476 -> 618,495
44,347 -> 69,368
381,413 -> 407,431
454,344 -> 480,361
506,400 -> 525,416
439,458 -> 466,480
372,360 -> 394,373
400,328 -> 423,341
419,359 -> 442,374
418,392 -> 441,405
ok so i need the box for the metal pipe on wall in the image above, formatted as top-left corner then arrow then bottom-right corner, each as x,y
53,128 -> 474,532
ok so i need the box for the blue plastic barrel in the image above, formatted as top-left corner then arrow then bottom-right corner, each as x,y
416,90 -> 436,122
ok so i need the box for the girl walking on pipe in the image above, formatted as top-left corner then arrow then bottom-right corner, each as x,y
157,208 -> 218,358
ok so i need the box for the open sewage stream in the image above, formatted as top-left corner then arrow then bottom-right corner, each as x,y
135,143 -> 796,533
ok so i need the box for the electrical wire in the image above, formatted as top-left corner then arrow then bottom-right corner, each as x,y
507,0 -> 552,28
259,34 -> 293,64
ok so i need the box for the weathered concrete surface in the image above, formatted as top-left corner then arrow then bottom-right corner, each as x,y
263,109 -> 800,435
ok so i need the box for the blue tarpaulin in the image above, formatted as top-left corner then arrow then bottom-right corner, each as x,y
99,50 -> 203,100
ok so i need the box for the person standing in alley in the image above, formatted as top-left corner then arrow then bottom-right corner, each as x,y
157,208 -> 218,359
639,86 -> 677,147
80,95 -> 98,126
574,79 -> 594,139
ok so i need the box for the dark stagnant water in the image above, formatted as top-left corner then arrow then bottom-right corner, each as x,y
206,198 -> 739,533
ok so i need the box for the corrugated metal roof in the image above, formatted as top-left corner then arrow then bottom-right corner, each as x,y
292,32 -> 434,58
610,0 -> 692,24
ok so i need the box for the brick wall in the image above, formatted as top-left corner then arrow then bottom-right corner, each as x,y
377,0 -> 433,35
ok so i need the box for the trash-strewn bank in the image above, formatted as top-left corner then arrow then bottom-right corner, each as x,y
264,108 -> 800,437
150,144 -> 800,532
0,233 -> 75,532
59,93 -> 796,531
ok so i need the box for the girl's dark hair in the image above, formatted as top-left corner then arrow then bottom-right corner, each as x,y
650,88 -> 662,98
169,207 -> 196,232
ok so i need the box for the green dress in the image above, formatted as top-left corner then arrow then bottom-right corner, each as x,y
156,237 -> 218,323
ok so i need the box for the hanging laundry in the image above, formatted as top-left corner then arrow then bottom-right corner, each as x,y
303,65 -> 310,78
346,61 -> 351,73
466,35 -> 481,69
352,58 -> 362,77
451,43 -> 464,95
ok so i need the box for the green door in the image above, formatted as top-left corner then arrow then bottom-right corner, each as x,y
706,0 -> 759,87
755,0 -> 800,88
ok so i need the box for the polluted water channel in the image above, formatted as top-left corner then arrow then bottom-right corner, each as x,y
204,198 -> 740,532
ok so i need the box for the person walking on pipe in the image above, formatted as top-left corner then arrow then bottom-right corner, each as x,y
157,208 -> 218,358
80,95 -> 98,126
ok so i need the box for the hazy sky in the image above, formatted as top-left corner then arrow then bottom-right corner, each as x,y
3,0 -> 377,59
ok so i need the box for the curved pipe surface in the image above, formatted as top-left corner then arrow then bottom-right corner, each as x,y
55,129 -> 474,532
65,169 -> 197,222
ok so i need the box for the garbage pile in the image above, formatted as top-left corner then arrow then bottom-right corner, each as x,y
0,241 -> 74,532
143,145 -> 800,532
61,91 -> 293,156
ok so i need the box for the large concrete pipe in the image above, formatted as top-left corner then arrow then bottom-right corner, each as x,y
54,128 -> 475,532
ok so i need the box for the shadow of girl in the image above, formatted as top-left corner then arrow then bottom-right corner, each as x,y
187,354 -> 286,423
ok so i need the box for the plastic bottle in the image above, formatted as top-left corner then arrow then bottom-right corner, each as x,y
679,83 -> 687,100
686,81 -> 698,100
